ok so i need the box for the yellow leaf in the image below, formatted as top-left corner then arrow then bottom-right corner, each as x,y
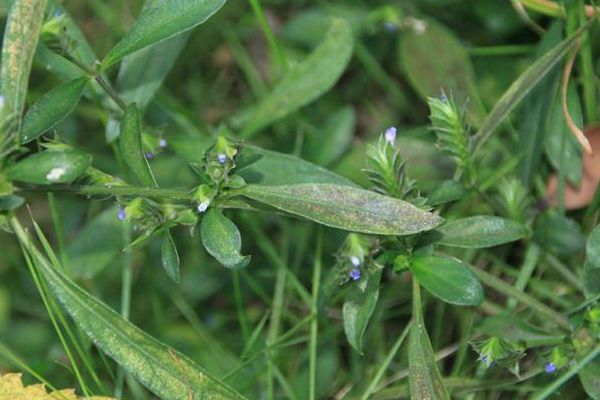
0,373 -> 115,400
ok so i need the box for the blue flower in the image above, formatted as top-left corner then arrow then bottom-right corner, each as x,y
217,154 -> 227,164
159,139 -> 167,148
118,207 -> 126,220
54,10 -> 61,18
146,153 -> 154,159
441,93 -> 448,103
385,127 -> 397,145
0,95 -> 4,110
349,268 -> 361,281
197,200 -> 210,213
350,255 -> 361,267
545,362 -> 557,373
384,22 -> 397,32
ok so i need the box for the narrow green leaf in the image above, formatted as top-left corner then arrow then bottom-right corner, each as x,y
241,18 -> 354,137
10,218 -> 248,400
426,180 -> 465,206
0,0 -> 48,135
119,103 -> 157,187
410,256 -> 483,306
432,216 -> 528,248
201,208 -> 250,269
5,150 -> 92,184
162,229 -> 180,283
583,224 -> 600,297
20,77 -> 90,144
343,268 -> 382,354
474,19 -> 594,153
479,314 -> 563,342
409,279 -> 451,400
242,183 -> 444,235
399,19 -> 484,125
102,0 -> 227,68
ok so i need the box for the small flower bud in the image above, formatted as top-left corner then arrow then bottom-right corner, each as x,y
146,153 -> 154,159
118,207 -> 126,220
0,95 -> 5,111
217,153 -> 227,164
54,10 -> 61,18
159,139 -> 167,148
545,362 -> 557,373
350,255 -> 361,267
349,268 -> 361,281
384,22 -> 397,32
385,127 -> 397,145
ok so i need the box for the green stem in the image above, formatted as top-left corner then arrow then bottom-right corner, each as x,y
115,222 -> 132,399
359,323 -> 411,400
506,242 -> 540,310
16,184 -> 191,201
471,266 -> 571,331
246,0 -> 288,73
67,56 -> 127,110
309,229 -> 322,400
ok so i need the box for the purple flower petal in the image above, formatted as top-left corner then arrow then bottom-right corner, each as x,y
118,207 -> 126,220
545,362 -> 557,373
146,153 -> 154,159
159,139 -> 167,148
350,255 -> 361,267
197,200 -> 210,213
385,127 -> 397,145
217,154 -> 227,164
349,268 -> 361,281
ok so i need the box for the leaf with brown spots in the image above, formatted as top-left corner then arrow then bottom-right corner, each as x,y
0,372 -> 114,400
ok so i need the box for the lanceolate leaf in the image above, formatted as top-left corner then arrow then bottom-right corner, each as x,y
10,218 -> 248,400
102,0 -> 227,68
409,279 -> 450,400
162,229 -> 180,283
583,224 -> 600,297
410,256 -> 483,306
343,268 -> 382,354
241,183 -> 444,235
5,150 -> 92,184
119,103 -> 157,187
241,18 -> 354,137
20,76 -> 90,144
0,0 -> 48,134
201,208 -> 250,269
432,216 -> 528,248
474,20 -> 594,153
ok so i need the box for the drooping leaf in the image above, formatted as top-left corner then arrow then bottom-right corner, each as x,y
240,18 -> 354,137
240,145 -> 358,187
534,211 -> 585,256
20,76 -> 90,144
544,83 -> 583,186
5,150 -> 92,185
518,20 -> 562,187
162,229 -> 180,283
0,0 -> 48,134
305,105 -> 355,166
0,372 -> 115,400
399,19 -> 484,125
474,20 -> 594,153
343,268 -> 382,354
241,183 -> 444,235
431,216 -> 528,248
102,0 -> 227,68
119,103 -> 157,187
11,219 -> 248,400
410,256 -> 483,306
583,224 -> 600,297
0,194 -> 24,211
579,359 -> 600,400
201,208 -> 250,269
408,280 -> 451,400
66,207 -> 123,279
116,12 -> 190,110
